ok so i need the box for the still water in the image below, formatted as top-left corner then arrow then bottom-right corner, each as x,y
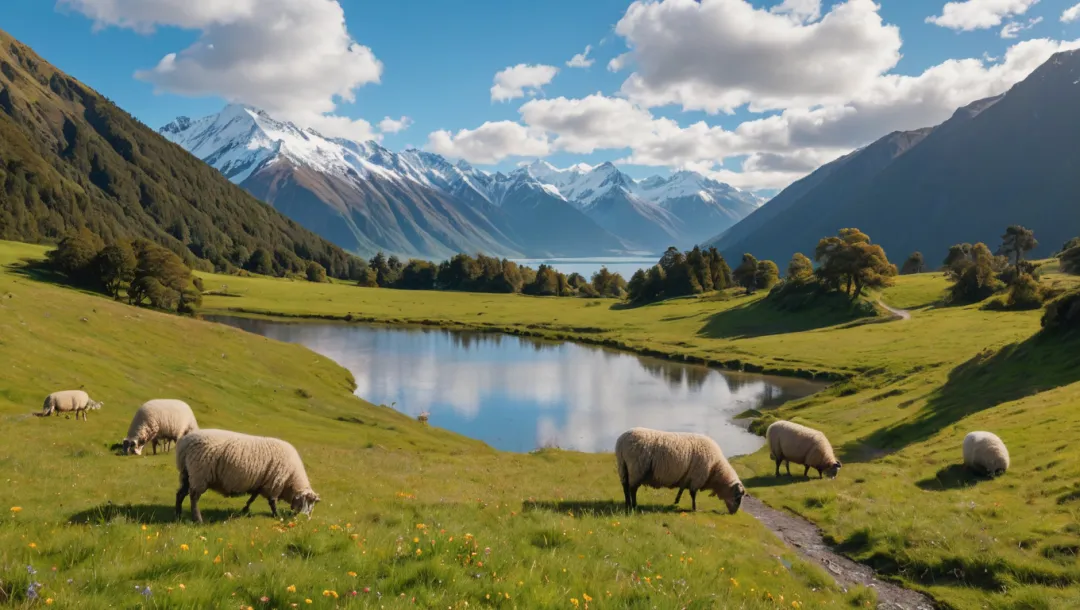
510,257 -> 658,280
210,317 -> 824,454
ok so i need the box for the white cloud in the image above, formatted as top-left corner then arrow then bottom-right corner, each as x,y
566,45 -> 595,68
607,53 -> 631,72
1063,3 -> 1080,22
770,0 -> 822,23
613,0 -> 902,113
378,116 -> 413,134
927,0 -> 1040,32
490,64 -> 559,102
426,122 -> 550,164
1000,16 -> 1042,38
60,0 -> 383,140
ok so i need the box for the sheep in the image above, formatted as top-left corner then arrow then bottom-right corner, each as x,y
963,431 -> 1010,477
175,429 -> 320,523
615,427 -> 745,514
122,399 -> 199,456
766,420 -> 842,479
40,390 -> 103,421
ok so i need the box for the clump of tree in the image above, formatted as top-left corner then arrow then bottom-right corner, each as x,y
943,242 -> 1005,303
998,225 -> 1038,266
900,252 -> 925,275
47,228 -> 202,313
1058,237 -> 1080,275
813,228 -> 897,302
785,253 -> 814,284
1042,289 -> 1080,332
627,246 -> 732,302
946,226 -> 1047,308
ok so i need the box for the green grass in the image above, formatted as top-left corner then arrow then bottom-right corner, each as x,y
0,239 -> 858,609
194,261 -> 1080,607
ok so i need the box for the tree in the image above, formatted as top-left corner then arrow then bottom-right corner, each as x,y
707,248 -> 732,290
755,260 -> 780,290
396,260 -> 438,289
1060,244 -> 1080,275
246,248 -> 274,276
305,261 -> 328,283
947,242 -> 1003,303
95,242 -> 136,297
1060,237 -> 1080,255
1006,273 -> 1043,310
627,269 -> 648,302
900,252 -> 925,275
591,267 -> 627,298
567,272 -> 590,291
846,242 -> 896,300
663,250 -> 701,297
786,253 -> 814,284
48,228 -> 104,280
686,246 -> 714,292
943,243 -> 973,275
641,265 -> 667,301
1000,225 -> 1038,266
524,264 -> 560,296
733,253 -> 759,294
814,228 -> 895,300
127,240 -> 201,313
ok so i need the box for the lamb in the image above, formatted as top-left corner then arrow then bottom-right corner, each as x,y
40,390 -> 103,421
175,429 -> 320,523
123,400 -> 199,456
766,420 -> 842,479
963,431 -> 1010,477
615,427 -> 745,514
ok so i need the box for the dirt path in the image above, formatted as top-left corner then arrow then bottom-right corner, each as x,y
742,496 -> 935,610
877,300 -> 912,321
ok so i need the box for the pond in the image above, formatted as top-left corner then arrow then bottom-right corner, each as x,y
208,316 -> 825,454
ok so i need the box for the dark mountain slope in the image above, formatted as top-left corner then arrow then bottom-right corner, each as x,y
0,29 -> 356,277
712,50 -> 1080,266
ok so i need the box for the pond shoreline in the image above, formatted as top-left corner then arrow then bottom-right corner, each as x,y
201,306 -> 848,385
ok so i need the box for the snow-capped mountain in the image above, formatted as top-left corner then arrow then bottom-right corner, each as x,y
161,105 -> 760,257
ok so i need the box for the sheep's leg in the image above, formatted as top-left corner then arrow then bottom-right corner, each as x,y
175,477 -> 190,520
803,465 -> 810,478
673,488 -> 683,505
785,461 -> 791,476
189,490 -> 204,524
629,485 -> 640,510
242,492 -> 259,514
689,489 -> 697,512
621,481 -> 632,510
152,439 -> 158,456
267,498 -> 278,518
818,469 -> 823,479
775,458 -> 782,477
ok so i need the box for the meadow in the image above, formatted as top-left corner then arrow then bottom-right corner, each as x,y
0,239 -> 867,609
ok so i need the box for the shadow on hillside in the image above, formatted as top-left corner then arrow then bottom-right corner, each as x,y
523,499 -> 703,516
861,330 -> 1080,453
6,257 -> 103,296
697,297 -> 860,340
915,464 -> 988,491
69,502 -> 238,525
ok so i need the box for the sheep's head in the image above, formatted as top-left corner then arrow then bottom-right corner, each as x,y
824,461 -> 842,479
291,490 -> 321,518
90,401 -> 103,410
121,438 -> 143,455
708,470 -> 745,514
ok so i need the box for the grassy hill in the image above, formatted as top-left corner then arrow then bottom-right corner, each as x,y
194,257 -> 1080,607
0,30 -> 357,278
0,240 -> 862,608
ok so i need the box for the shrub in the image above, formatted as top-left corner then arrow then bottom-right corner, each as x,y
1042,290 -> 1080,331
1005,273 -> 1044,310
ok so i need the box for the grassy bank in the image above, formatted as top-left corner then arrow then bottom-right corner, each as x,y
0,239 -> 864,608
194,258 -> 1080,607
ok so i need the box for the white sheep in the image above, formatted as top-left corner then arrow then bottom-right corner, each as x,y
615,427 -> 745,514
40,390 -> 102,421
175,429 -> 320,523
123,399 -> 199,456
766,420 -> 842,479
963,431 -> 1010,477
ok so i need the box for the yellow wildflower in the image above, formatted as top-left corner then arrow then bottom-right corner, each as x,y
792,602 -> 800,609
45,600 -> 54,606
416,548 -> 423,556
178,584 -> 186,591
10,507 -> 22,513
180,544 -> 189,551
347,571 -> 357,577
570,599 -> 579,608
413,537 -> 420,543
287,585 -> 296,593
141,525 -> 147,531
213,555 -> 222,564
416,523 -> 426,529
730,578 -> 739,587
582,593 -> 593,602
305,599 -> 312,604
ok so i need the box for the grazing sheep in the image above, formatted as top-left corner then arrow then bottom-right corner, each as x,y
766,420 -> 842,479
175,429 -> 320,523
615,427 -> 745,514
40,390 -> 103,421
963,431 -> 1010,477
123,399 -> 199,456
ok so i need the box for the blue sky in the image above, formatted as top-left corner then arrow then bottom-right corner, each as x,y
4,0 -> 1080,188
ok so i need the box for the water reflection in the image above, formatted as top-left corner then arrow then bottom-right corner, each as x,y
209,317 -> 824,454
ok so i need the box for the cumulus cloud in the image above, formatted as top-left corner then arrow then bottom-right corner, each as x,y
426,122 -> 550,164
378,116 -> 413,134
613,0 -> 902,113
1064,3 -> 1080,22
927,0 -> 1040,32
566,45 -> 595,68
490,64 -> 559,102
60,0 -> 383,140
1000,16 -> 1042,38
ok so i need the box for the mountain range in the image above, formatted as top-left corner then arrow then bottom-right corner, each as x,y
0,29 -> 356,277
161,105 -> 762,258
708,49 -> 1080,268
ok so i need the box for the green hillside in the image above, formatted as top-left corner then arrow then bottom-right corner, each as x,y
0,240 -> 859,609
0,30 -> 358,278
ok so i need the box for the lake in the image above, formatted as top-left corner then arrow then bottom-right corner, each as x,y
510,257 -> 658,280
208,316 -> 825,454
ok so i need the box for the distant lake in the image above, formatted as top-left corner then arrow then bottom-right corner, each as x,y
208,317 -> 824,454
510,257 -> 658,280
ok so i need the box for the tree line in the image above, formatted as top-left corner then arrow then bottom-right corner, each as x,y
358,251 -> 629,299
